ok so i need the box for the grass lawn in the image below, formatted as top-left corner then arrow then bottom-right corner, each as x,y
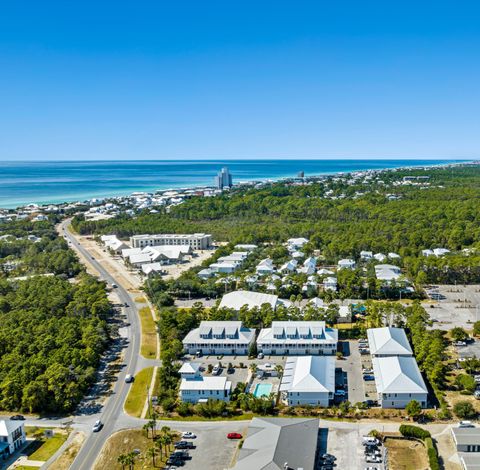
124,367 -> 154,418
94,429 -> 178,470
135,296 -> 147,303
138,306 -> 158,359
384,437 -> 429,470
15,466 -> 40,470
27,432 -> 68,461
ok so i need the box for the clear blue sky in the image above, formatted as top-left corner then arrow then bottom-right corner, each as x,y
1,1 -> 479,161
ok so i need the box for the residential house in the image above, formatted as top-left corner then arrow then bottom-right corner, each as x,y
372,355 -> 428,408
323,276 -> 337,291
360,250 -> 373,260
374,264 -> 402,283
338,258 -> 355,269
280,356 -> 335,407
179,376 -> 231,403
0,420 -> 26,457
256,258 -> 275,276
367,327 -> 413,357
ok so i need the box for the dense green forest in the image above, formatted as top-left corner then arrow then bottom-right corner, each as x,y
0,218 -> 111,413
73,166 -> 480,259
73,165 -> 480,284
0,219 -> 82,278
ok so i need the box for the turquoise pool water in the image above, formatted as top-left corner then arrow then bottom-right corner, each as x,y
253,383 -> 272,398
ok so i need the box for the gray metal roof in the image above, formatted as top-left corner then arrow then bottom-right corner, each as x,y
367,327 -> 413,356
460,453 -> 480,470
231,417 -> 319,470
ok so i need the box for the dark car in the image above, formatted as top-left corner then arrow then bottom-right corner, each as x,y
166,457 -> 185,466
174,441 -> 195,449
363,375 -> 375,381
10,415 -> 25,420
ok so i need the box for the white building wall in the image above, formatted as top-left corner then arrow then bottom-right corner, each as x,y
379,392 -> 427,409
180,388 -> 231,403
184,342 -> 253,355
257,343 -> 336,356
286,391 -> 331,407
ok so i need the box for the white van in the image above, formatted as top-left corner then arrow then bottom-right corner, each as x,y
362,436 -> 380,446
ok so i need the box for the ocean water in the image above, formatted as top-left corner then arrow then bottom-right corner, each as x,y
0,159 -> 460,209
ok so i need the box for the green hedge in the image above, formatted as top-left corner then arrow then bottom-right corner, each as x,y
425,437 -> 440,470
399,424 -> 431,440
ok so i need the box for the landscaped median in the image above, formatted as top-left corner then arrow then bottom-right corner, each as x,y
138,305 -> 158,359
124,367 -> 155,418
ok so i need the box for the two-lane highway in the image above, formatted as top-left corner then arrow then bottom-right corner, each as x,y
61,220 -> 142,470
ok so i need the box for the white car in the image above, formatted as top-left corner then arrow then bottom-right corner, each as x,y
92,420 -> 103,432
181,432 -> 197,439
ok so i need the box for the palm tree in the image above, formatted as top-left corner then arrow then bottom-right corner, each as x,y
124,452 -> 136,470
146,447 -> 157,468
274,364 -> 283,379
143,422 -> 151,438
148,419 -> 157,439
154,435 -> 164,458
162,432 -> 173,453
249,363 -> 258,375
117,453 -> 128,470
237,392 -> 251,411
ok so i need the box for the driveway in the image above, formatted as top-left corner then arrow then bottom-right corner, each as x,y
338,341 -> 366,404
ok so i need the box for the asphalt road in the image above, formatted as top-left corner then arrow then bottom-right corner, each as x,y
61,220 -> 142,470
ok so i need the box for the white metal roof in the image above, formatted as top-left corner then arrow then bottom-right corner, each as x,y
280,356 -> 335,394
219,290 -> 278,310
372,356 -> 427,394
367,327 -> 413,356
179,376 -> 231,391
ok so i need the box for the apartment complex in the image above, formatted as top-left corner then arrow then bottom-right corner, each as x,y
257,321 -> 338,356
182,321 -> 255,355
130,233 -> 212,250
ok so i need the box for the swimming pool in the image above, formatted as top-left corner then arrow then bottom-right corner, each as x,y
253,383 -> 273,398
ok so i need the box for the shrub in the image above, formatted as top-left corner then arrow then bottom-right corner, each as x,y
176,401 -> 194,417
405,400 -> 422,419
425,437 -> 440,470
161,397 -> 176,413
399,424 -> 431,440
453,401 -> 477,419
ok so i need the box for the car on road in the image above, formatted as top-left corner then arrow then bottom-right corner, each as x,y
111,283 -> 118,288
92,420 -> 103,432
171,450 -> 190,460
124,302 -> 129,307
363,374 -> 375,381
10,415 -> 25,420
181,432 -> 197,439
227,432 -> 242,439
459,421 -> 475,428
125,374 -> 134,383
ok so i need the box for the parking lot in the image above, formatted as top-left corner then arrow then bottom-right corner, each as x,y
457,339 -> 480,359
168,422 -> 248,470
338,340 -> 367,404
424,284 -> 480,330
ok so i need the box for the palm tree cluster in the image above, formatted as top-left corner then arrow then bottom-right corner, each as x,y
117,416 -> 176,469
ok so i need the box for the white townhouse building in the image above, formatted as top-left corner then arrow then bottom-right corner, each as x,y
219,290 -> 280,311
372,355 -> 428,409
360,250 -> 373,260
182,321 -> 255,355
179,376 -> 232,403
280,356 -> 335,407
367,327 -> 413,357
257,321 -> 338,356
287,237 -> 309,250
130,233 -> 212,250
0,419 -> 26,457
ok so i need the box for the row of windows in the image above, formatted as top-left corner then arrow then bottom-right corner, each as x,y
258,343 -> 335,348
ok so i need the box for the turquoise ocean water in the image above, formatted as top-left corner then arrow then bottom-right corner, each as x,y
0,159 -> 462,209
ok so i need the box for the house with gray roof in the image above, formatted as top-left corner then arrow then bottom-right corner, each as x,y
452,426 -> 480,453
367,327 -> 413,357
231,417 -> 319,470
182,321 -> 255,355
372,355 -> 428,408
